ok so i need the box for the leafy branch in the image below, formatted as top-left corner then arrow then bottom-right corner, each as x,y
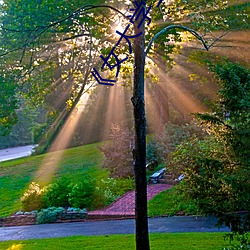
145,25 -> 229,56
0,4 -> 127,57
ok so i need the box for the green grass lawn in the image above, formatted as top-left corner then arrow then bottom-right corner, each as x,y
148,186 -> 199,217
0,233 -> 231,250
0,143 -> 104,217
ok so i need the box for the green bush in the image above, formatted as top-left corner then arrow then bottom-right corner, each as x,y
92,178 -> 116,209
113,177 -> 134,197
223,233 -> 250,250
93,177 -> 134,209
21,182 -> 45,211
68,180 -> 94,209
36,206 -> 64,224
43,177 -> 71,208
146,141 -> 159,171
32,123 -> 48,144
22,176 -> 133,212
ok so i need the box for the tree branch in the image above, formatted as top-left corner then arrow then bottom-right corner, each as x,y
145,25 -> 212,56
0,4 -> 128,57
1,4 -> 128,33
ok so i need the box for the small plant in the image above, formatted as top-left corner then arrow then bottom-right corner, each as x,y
36,206 -> 64,224
93,177 -> 134,209
21,182 -> 45,211
67,207 -> 87,213
223,233 -> 250,250
93,178 -> 116,208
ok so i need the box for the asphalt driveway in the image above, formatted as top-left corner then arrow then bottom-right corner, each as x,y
0,145 -> 36,162
0,216 -> 230,241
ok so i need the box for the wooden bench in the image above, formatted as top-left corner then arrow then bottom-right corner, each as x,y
175,174 -> 185,182
149,168 -> 165,184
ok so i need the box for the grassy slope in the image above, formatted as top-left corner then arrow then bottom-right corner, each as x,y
148,186 -> 199,217
0,233 -> 230,250
0,143 -> 103,217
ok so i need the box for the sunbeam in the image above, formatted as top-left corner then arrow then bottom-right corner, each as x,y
35,93 -> 89,184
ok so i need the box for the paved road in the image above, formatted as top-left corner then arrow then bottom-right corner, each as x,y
0,145 -> 37,162
0,216 -> 229,241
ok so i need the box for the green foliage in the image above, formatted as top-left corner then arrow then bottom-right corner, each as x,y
209,2 -> 250,30
43,177 -> 95,209
68,180 -> 94,209
32,123 -> 49,144
99,124 -> 134,178
223,233 -> 250,250
0,104 -> 44,148
147,122 -> 206,166
93,178 -> 117,208
20,182 -> 45,212
36,206 -> 64,224
32,110 -> 58,145
93,177 -> 134,208
168,136 -> 241,213
146,140 -> 160,171
0,75 -> 18,136
168,61 -> 250,233
20,173 -> 133,212
43,178 -> 71,208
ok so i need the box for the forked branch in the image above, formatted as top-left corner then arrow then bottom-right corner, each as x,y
145,25 -> 227,56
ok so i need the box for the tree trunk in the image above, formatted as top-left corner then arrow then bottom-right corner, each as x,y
131,2 -> 150,250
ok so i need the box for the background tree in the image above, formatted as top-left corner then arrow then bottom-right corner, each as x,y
168,61 -> 250,233
0,74 -> 18,136
99,124 -> 133,178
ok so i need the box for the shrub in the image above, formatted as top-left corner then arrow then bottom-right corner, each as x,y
43,177 -> 71,208
36,206 -> 64,224
21,182 -> 45,211
67,207 -> 87,213
146,141 -> 159,171
93,177 -> 134,209
68,180 -> 94,209
93,178 -> 117,209
113,177 -> 134,197
223,233 -> 250,250
32,123 -> 47,144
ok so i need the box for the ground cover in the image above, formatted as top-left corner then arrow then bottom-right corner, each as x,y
0,233 -> 230,250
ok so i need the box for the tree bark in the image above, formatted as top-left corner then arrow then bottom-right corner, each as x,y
131,2 -> 150,250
